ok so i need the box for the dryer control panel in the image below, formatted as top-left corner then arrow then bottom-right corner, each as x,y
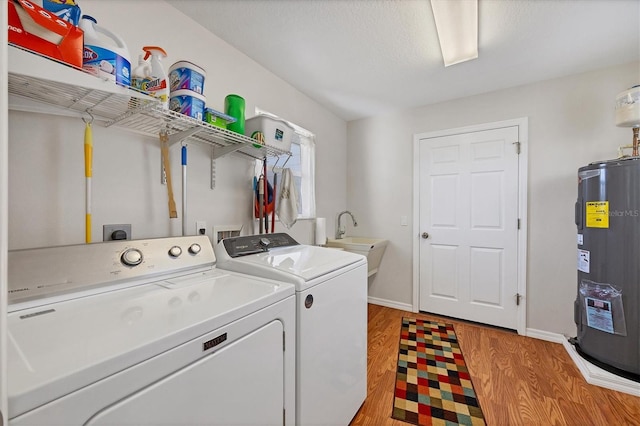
222,233 -> 299,258
8,235 -> 215,308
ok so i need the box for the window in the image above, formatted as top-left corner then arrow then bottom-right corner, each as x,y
253,109 -> 316,219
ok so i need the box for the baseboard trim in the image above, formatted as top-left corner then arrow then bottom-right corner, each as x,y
525,328 -> 566,343
367,296 -> 414,312
562,339 -> 640,397
510,328 -> 640,396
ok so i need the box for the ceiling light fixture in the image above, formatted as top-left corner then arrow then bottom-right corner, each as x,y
430,0 -> 478,67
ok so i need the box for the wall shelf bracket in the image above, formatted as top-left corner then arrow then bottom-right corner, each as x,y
167,127 -> 202,147
212,144 -> 246,159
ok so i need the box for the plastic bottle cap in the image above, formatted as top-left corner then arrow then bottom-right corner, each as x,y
143,46 -> 168,60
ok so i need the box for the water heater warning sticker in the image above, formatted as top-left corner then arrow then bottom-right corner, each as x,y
578,249 -> 590,273
585,297 -> 614,334
585,201 -> 609,228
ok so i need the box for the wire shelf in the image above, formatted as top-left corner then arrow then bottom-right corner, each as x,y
8,72 -> 153,123
107,107 -> 288,159
8,47 -> 290,161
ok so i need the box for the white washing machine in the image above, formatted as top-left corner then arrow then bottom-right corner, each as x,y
214,233 -> 368,426
7,236 -> 295,426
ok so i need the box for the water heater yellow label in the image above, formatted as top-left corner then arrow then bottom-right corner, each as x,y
586,201 -> 609,228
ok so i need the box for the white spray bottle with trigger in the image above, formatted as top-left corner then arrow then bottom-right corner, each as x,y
131,54 -> 152,92
140,46 -> 169,109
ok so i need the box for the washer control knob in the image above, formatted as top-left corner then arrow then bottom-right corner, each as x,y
188,243 -> 201,255
121,248 -> 143,266
168,246 -> 182,258
259,238 -> 271,248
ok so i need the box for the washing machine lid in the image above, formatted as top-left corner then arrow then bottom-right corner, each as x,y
216,244 -> 366,288
7,269 -> 294,419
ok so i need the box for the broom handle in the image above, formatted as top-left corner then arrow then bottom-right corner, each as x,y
160,131 -> 178,219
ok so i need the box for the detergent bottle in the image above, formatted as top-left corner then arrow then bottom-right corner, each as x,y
131,54 -> 152,92
79,15 -> 131,86
140,46 -> 169,109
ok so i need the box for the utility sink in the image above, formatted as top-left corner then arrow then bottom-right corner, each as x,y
325,237 -> 388,277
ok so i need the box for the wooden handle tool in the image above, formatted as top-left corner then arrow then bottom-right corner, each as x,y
160,130 -> 178,219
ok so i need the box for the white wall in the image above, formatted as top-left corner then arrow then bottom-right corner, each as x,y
347,61 -> 639,336
8,0 -> 347,250
1,1 -> 8,423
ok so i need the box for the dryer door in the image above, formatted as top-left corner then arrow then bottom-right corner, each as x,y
87,320 -> 284,426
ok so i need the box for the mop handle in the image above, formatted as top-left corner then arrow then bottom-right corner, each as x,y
84,121 -> 92,244
182,145 -> 187,237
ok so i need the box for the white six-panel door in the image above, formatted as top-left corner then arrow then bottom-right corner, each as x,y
417,125 -> 522,330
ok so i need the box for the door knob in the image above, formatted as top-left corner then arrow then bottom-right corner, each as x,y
421,232 -> 430,239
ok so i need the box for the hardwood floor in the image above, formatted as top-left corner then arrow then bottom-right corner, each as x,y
350,304 -> 640,426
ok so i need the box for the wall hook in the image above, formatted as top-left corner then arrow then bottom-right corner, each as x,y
271,155 -> 281,172
281,152 -> 292,169
82,110 -> 94,125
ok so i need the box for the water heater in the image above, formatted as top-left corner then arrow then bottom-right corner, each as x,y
574,158 -> 640,381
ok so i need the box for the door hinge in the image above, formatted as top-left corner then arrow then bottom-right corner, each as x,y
516,293 -> 522,306
517,218 -> 521,229
513,141 -> 521,154
283,408 -> 286,426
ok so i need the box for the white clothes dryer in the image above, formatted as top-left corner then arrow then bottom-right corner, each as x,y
7,236 -> 295,426
214,233 -> 368,426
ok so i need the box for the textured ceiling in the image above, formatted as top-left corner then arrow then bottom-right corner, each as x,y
168,0 -> 640,122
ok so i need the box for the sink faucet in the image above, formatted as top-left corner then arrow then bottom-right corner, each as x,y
335,210 -> 358,239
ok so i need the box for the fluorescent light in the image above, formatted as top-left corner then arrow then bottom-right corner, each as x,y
430,0 -> 478,67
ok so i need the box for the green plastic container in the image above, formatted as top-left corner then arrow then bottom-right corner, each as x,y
204,108 -> 236,129
224,94 -> 245,134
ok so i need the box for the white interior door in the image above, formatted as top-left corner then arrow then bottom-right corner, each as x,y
417,125 -> 522,330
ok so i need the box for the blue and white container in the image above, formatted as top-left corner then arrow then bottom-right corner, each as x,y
169,89 -> 206,120
169,61 -> 206,94
79,15 -> 131,86
38,0 -> 82,25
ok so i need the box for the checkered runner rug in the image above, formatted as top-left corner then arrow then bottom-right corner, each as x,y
392,317 -> 486,426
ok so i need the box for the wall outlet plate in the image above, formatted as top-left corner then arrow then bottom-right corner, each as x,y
103,224 -> 132,241
196,221 -> 207,236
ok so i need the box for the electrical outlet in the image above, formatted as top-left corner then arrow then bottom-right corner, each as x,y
196,221 -> 207,236
103,224 -> 131,241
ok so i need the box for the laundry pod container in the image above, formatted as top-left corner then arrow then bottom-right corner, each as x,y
169,61 -> 206,94
169,89 -> 206,120
245,116 -> 294,153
